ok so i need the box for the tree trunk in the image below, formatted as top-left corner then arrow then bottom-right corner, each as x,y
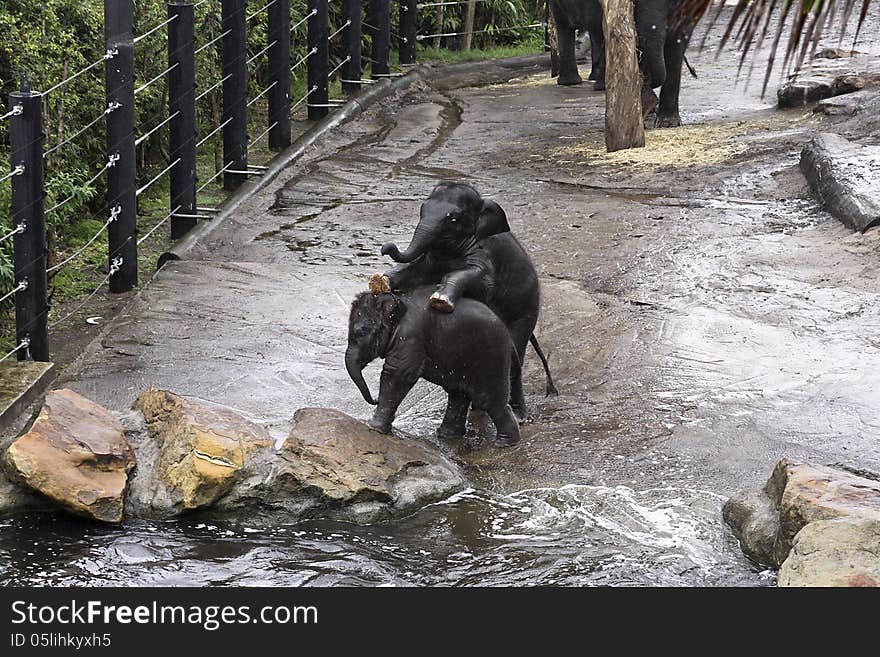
547,3 -> 560,78
463,0 -> 477,51
434,6 -> 444,49
602,0 -> 644,152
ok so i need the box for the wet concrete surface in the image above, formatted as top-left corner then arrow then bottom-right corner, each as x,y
5,23 -> 880,586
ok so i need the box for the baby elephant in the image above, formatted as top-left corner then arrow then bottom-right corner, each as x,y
345,286 -> 521,446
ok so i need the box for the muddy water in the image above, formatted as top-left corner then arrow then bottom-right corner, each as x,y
3,15 -> 879,587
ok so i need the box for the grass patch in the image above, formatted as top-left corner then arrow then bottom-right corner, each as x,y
416,38 -> 544,65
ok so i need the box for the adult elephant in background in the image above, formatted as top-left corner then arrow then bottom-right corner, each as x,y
551,0 -> 695,128
371,182 -> 557,422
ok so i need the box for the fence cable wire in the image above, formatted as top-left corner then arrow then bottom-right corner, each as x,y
246,81 -> 278,108
41,48 -> 118,97
197,161 -> 235,193
247,0 -> 278,22
138,205 -> 182,245
195,29 -> 232,55
0,338 -> 30,365
134,14 -> 179,45
45,154 -> 119,216
47,205 -> 121,274
48,258 -> 122,330
136,110 -> 180,146
291,85 -> 317,113
195,74 -> 232,102
328,56 -> 352,79
135,62 -> 179,97
0,165 -> 25,185
196,117 -> 232,148
0,223 -> 25,245
136,158 -> 181,197
291,10 -> 317,33
417,0 -> 489,7
0,280 -> 27,306
292,48 -> 317,71
249,121 -> 278,147
247,40 -> 278,66
329,20 -> 352,41
44,101 -> 121,158
1,105 -> 22,121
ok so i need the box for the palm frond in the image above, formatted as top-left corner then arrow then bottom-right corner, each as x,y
674,0 -> 874,93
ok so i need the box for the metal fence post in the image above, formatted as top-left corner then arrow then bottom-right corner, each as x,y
399,0 -> 417,65
222,0 -> 248,190
168,1 -> 197,239
9,84 -> 49,362
341,0 -> 362,95
369,0 -> 391,78
105,0 -> 138,293
268,0 -> 291,150
307,0 -> 329,121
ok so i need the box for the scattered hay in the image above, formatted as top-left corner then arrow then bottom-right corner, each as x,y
551,116 -> 799,169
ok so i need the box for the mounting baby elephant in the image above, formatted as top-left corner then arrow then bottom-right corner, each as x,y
346,287 -> 522,447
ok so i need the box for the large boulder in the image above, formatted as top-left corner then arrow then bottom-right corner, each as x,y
131,389 -> 275,516
724,460 -> 880,584
263,408 -> 466,524
778,518 -> 880,587
800,133 -> 880,233
4,389 -> 135,523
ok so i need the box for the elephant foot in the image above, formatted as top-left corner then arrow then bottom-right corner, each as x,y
367,417 -> 392,434
368,273 -> 391,295
436,425 -> 465,441
655,113 -> 682,128
494,433 -> 521,448
429,292 -> 455,313
557,73 -> 583,86
593,80 -> 606,92
510,404 -> 528,423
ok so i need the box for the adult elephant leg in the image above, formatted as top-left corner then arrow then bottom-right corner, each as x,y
656,35 -> 686,128
586,0 -> 605,90
489,404 -> 522,447
506,317 -> 535,422
552,6 -> 582,86
368,361 -> 421,434
437,391 -> 470,440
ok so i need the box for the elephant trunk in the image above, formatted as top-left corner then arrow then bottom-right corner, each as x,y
381,226 -> 435,263
345,347 -> 377,405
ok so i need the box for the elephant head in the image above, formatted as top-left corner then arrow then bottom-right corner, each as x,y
345,291 -> 406,405
381,182 -> 511,263
635,0 -> 668,89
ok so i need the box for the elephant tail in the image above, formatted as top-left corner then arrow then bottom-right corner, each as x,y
529,334 -> 559,398
684,55 -> 698,79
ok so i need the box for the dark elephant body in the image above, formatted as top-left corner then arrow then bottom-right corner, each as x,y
377,182 -> 556,420
552,0 -> 694,127
345,287 -> 520,445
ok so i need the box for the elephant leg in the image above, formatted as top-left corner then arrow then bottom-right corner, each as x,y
506,318 -> 534,422
375,257 -> 436,295
489,405 -> 522,447
368,361 -> 420,434
437,391 -> 470,440
588,26 -> 605,90
554,17 -> 582,86
430,267 -> 486,313
656,35 -> 687,128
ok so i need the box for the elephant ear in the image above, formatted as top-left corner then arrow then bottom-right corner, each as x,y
380,294 -> 406,326
475,199 -> 511,241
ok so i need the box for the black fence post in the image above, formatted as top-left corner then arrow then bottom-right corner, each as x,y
168,1 -> 197,239
341,0 -> 362,95
368,0 -> 391,78
105,0 -> 138,293
222,0 -> 248,190
399,0 -> 417,65
307,0 -> 329,121
9,86 -> 49,362
268,0 -> 291,150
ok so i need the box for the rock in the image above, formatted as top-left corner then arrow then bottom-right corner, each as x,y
724,459 -> 880,573
800,133 -> 880,233
779,72 -> 880,108
4,389 -> 135,523
722,490 -> 780,567
0,471 -> 44,515
815,88 -> 880,116
778,518 -> 880,587
133,389 -> 274,515
265,408 -> 466,524
767,460 -> 880,563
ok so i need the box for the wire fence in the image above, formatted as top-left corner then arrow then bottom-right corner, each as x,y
1,0 -> 545,363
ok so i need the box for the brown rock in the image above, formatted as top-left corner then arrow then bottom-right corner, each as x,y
778,518 -> 880,587
722,490 -> 780,567
4,389 -> 135,523
135,389 -> 273,511
272,408 -> 465,523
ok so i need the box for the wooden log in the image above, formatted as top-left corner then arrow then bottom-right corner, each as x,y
602,0 -> 644,152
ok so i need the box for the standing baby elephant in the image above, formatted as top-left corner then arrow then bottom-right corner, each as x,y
345,286 -> 521,447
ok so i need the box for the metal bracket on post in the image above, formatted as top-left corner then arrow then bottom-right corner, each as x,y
307,0 -> 329,121
399,0 -> 417,65
268,0 -> 291,150
9,85 -> 48,362
368,0 -> 391,79
222,0 -> 248,190
341,0 -> 362,95
105,0 -> 138,293
168,1 -> 197,239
